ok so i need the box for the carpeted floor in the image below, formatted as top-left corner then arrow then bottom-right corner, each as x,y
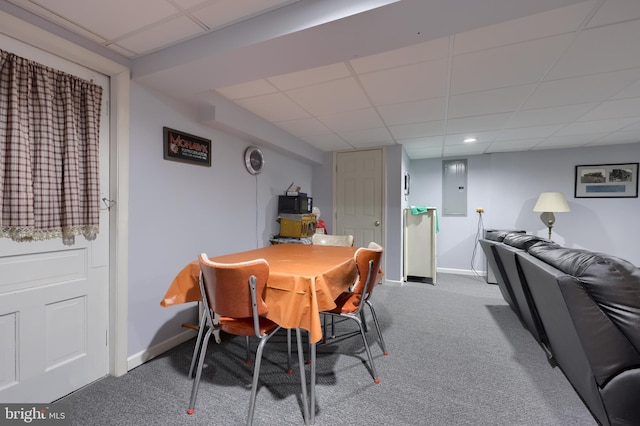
56,273 -> 596,425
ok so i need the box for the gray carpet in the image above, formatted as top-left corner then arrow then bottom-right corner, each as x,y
56,273 -> 596,425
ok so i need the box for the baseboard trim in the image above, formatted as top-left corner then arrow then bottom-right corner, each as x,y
127,329 -> 196,371
383,279 -> 403,287
437,267 -> 487,277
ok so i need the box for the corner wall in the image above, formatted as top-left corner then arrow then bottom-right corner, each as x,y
128,81 -> 315,359
408,143 -> 640,273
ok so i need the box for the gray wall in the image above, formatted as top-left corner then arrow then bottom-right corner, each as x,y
128,82 -> 314,355
408,143 -> 640,272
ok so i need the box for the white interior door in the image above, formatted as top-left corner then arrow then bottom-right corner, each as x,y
0,35 -> 110,403
335,149 -> 384,248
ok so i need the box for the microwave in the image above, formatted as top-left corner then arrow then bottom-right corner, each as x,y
278,195 -> 312,214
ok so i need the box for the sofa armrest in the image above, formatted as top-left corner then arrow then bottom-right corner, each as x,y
600,368 -> 640,426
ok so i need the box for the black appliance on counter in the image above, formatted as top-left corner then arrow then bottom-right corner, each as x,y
278,194 -> 312,214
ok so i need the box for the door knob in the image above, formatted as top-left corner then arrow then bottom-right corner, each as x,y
375,220 -> 380,226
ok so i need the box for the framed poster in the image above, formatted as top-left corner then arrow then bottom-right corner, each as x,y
163,127 -> 211,167
575,163 -> 638,198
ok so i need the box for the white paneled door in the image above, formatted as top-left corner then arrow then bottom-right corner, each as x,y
335,149 -> 384,248
0,35 -> 110,402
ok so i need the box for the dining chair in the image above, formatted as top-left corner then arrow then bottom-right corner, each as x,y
323,241 -> 384,339
321,246 -> 388,384
311,233 -> 354,246
188,254 -> 309,425
367,241 -> 384,285
308,233 -> 355,356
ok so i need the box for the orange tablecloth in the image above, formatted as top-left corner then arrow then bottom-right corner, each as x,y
162,244 -> 359,343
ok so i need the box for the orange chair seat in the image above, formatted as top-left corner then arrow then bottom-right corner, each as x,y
326,291 -> 363,314
219,316 -> 279,337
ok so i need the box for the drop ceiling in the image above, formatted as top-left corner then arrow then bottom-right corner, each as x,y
3,0 -> 640,159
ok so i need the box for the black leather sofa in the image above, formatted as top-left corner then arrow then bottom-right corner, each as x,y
480,232 -> 640,426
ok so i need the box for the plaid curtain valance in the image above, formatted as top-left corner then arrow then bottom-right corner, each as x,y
0,49 -> 103,245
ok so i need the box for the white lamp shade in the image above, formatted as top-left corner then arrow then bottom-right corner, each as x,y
533,192 -> 570,212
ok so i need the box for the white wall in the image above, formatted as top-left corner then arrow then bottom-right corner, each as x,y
409,143 -> 640,273
128,82 -> 314,356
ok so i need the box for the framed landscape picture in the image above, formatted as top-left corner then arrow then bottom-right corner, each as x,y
575,163 -> 638,198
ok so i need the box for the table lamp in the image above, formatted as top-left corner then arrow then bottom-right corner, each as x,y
533,192 -> 570,240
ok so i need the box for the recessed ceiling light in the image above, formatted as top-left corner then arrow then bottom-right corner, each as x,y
463,137 -> 477,143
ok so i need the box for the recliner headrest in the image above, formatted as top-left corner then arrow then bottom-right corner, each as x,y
503,233 -> 552,250
484,230 -> 509,242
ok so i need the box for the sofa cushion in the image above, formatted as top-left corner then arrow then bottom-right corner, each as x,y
528,244 -> 640,356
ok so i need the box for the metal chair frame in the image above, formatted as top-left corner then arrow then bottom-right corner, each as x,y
187,256 -> 309,425
322,248 -> 387,383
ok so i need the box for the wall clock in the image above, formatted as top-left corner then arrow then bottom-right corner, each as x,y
244,146 -> 264,175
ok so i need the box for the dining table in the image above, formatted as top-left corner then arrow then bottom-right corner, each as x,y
161,243 -> 360,424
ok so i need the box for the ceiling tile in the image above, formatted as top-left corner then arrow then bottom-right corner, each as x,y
487,138 -> 545,153
173,0 -> 208,9
17,0 -> 640,160
286,77 -> 371,116
555,117 -> 639,136
444,131 -> 497,145
451,34 -> 572,95
448,84 -> 535,118
377,98 -> 446,126
586,0 -> 640,28
267,63 -> 352,91
493,124 -> 563,141
443,143 -> 490,156
618,120 -> 640,131
318,108 -> 385,133
302,133 -> 352,151
525,69 -> 640,109
338,127 -> 394,146
536,133 -> 606,147
547,19 -> 640,80
446,113 -> 511,134
506,103 -> 597,128
235,92 -> 310,122
216,79 -> 278,100
7,0 -> 109,44
358,59 -> 448,105
274,118 -> 332,137
612,78 -> 640,99
453,1 -> 596,55
350,37 -> 449,74
404,146 -> 444,159
117,16 -> 203,55
588,132 -> 640,146
399,136 -> 444,149
577,97 -> 640,121
389,121 -> 443,139
29,0 -> 179,40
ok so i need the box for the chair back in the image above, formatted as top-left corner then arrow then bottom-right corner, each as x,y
352,247 -> 383,309
198,254 -> 270,319
312,233 -> 354,246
